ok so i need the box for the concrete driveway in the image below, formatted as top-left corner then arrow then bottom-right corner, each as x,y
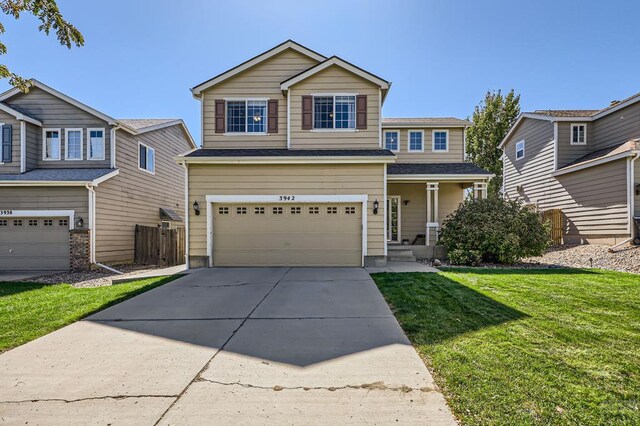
0,268 -> 456,425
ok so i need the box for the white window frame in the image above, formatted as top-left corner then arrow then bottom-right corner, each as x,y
407,130 -> 424,152
137,141 -> 155,175
42,128 -> 61,161
383,130 -> 400,152
432,129 -> 449,152
515,140 -> 525,161
310,93 -> 358,132
87,128 -> 106,160
64,128 -> 83,161
570,123 -> 587,145
223,97 -> 269,136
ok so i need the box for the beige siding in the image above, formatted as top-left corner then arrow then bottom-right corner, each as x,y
384,127 -> 465,163
504,118 -> 629,240
201,49 -> 319,149
289,66 -> 380,149
0,186 -> 88,219
6,87 -> 113,168
94,126 -> 191,264
592,101 -> 640,150
556,122 -> 592,168
0,111 -> 21,174
187,164 -> 385,261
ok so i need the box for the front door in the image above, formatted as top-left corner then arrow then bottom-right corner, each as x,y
387,196 -> 401,242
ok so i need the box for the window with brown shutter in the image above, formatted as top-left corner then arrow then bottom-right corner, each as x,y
268,100 -> 278,133
302,95 -> 313,130
215,99 -> 225,133
356,95 -> 367,129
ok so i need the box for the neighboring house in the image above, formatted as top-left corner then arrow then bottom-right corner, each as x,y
0,80 -> 195,271
500,94 -> 640,246
178,40 -> 492,268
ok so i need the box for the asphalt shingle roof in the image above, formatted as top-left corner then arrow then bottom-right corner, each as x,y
382,117 -> 472,126
0,168 -> 115,182
184,148 -> 395,157
532,110 -> 599,117
559,140 -> 640,170
118,119 -> 178,131
388,163 -> 492,175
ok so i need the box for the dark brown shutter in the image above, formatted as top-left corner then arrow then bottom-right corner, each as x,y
214,100 -> 225,133
356,95 -> 367,129
302,95 -> 313,130
268,100 -> 278,133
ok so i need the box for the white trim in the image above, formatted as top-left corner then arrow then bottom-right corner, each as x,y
387,173 -> 494,182
553,122 -> 559,170
0,103 -> 42,126
383,130 -> 400,152
463,126 -> 467,160
137,141 -> 156,175
281,56 -> 389,91
286,90 -> 291,149
117,120 -> 197,149
0,169 -> 119,187
191,40 -> 326,95
200,92 -> 205,148
407,129 -> 424,152
224,98 -> 269,135
182,162 -> 189,265
570,123 -> 587,145
593,95 -> 640,119
177,156 -> 396,165
383,163 -> 387,255
311,94 -> 357,131
86,185 -> 96,263
378,88 -> 382,148
64,128 -> 84,161
87,128 -> 106,160
515,140 -> 525,161
553,151 -> 635,176
432,129 -> 449,153
42,128 -> 61,161
92,169 -> 119,185
20,121 -> 26,173
0,209 -> 75,230
110,127 -> 116,168
629,153 -> 639,235
205,194 -> 368,267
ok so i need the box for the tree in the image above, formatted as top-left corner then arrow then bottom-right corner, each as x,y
466,89 -> 520,197
0,0 -> 84,91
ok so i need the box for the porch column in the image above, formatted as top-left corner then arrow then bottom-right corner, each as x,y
425,182 -> 439,246
473,182 -> 488,200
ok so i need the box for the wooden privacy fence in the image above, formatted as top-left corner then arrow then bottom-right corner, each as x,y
540,209 -> 563,245
134,225 -> 186,266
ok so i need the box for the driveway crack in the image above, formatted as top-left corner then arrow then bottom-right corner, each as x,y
0,394 -> 178,404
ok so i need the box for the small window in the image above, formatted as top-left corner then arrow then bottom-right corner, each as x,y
226,100 -> 267,133
408,130 -> 424,152
516,140 -> 525,160
28,219 -> 38,227
309,206 -> 320,214
254,206 -> 265,215
0,219 -> 7,226
433,130 -> 449,152
384,131 -> 399,152
291,206 -> 301,215
43,129 -> 61,160
272,206 -> 283,215
13,219 -> 22,226
161,221 -> 171,229
236,207 -> 247,215
345,206 -> 356,215
138,142 -> 155,174
65,129 -> 83,160
218,207 -> 229,215
313,95 -> 356,129
327,206 -> 338,214
571,124 -> 586,145
88,128 -> 105,160
59,219 -> 68,227
44,219 -> 53,226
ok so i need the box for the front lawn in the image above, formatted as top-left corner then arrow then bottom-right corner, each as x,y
0,275 -> 180,353
373,269 -> 640,425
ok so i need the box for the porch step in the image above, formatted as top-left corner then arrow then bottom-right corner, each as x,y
388,255 -> 417,262
387,249 -> 415,257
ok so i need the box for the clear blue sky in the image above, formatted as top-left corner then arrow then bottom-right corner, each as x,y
2,0 -> 639,145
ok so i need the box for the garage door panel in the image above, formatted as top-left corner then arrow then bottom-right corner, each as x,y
214,234 -> 360,251
215,250 -> 360,267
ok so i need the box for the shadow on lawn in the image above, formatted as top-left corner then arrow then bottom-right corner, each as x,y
0,282 -> 52,297
373,272 -> 530,345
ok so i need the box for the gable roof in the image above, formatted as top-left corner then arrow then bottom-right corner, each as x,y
0,168 -> 118,185
388,162 -> 492,176
191,40 -> 326,97
0,102 -> 42,125
532,109 -> 599,117
0,79 -> 118,125
554,139 -> 639,176
382,117 -> 471,127
118,118 -> 196,149
280,56 -> 390,98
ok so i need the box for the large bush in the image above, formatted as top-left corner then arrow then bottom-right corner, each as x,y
439,197 -> 550,265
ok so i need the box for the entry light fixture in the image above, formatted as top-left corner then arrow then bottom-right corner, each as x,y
193,201 -> 201,216
403,200 -> 410,206
373,199 -> 379,215
75,217 -> 84,228
636,184 -> 640,196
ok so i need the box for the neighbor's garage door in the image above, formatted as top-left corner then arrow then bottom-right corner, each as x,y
213,203 -> 362,266
0,217 -> 70,271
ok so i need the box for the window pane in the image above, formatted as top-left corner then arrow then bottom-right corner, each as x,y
385,132 -> 398,150
335,96 -> 355,129
247,100 -> 266,133
147,148 -> 155,172
434,131 -> 447,151
89,130 -> 104,159
139,144 -> 147,169
66,130 -> 82,159
313,96 -> 333,129
226,101 -> 246,133
45,131 -> 60,159
409,131 -> 423,151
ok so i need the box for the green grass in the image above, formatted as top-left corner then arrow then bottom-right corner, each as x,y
0,275 -> 180,353
372,269 -> 640,425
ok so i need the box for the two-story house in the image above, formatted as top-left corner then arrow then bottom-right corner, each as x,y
0,80 -> 195,271
501,93 -> 640,246
179,40 -> 492,268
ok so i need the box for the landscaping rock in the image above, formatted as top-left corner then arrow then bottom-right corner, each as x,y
27,264 -> 165,288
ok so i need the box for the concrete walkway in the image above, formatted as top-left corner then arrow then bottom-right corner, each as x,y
0,267 -> 456,425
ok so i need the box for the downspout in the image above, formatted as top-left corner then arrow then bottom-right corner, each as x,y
181,160 -> 190,268
110,124 -> 121,169
20,121 -> 26,173
609,151 -> 640,252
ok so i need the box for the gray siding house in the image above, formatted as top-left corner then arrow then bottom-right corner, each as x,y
500,92 -> 640,246
0,80 -> 195,271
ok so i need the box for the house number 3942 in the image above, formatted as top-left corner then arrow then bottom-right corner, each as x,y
279,196 -> 296,201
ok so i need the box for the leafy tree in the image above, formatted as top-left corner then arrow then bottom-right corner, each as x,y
466,89 -> 520,197
0,0 -> 84,90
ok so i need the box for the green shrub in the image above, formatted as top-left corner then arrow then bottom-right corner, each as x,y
439,197 -> 550,265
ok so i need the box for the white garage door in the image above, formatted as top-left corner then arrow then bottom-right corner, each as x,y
0,217 -> 70,271
212,203 -> 362,267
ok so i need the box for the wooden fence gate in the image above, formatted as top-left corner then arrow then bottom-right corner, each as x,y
540,209 -> 563,245
134,225 -> 186,266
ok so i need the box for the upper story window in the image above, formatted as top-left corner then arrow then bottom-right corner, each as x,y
515,140 -> 525,160
432,130 -> 449,152
408,130 -> 424,152
226,99 -> 267,134
65,129 -> 83,160
384,130 -> 399,152
43,129 -> 61,160
571,124 -> 586,145
138,142 -> 155,174
88,128 -> 105,160
313,95 -> 356,130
